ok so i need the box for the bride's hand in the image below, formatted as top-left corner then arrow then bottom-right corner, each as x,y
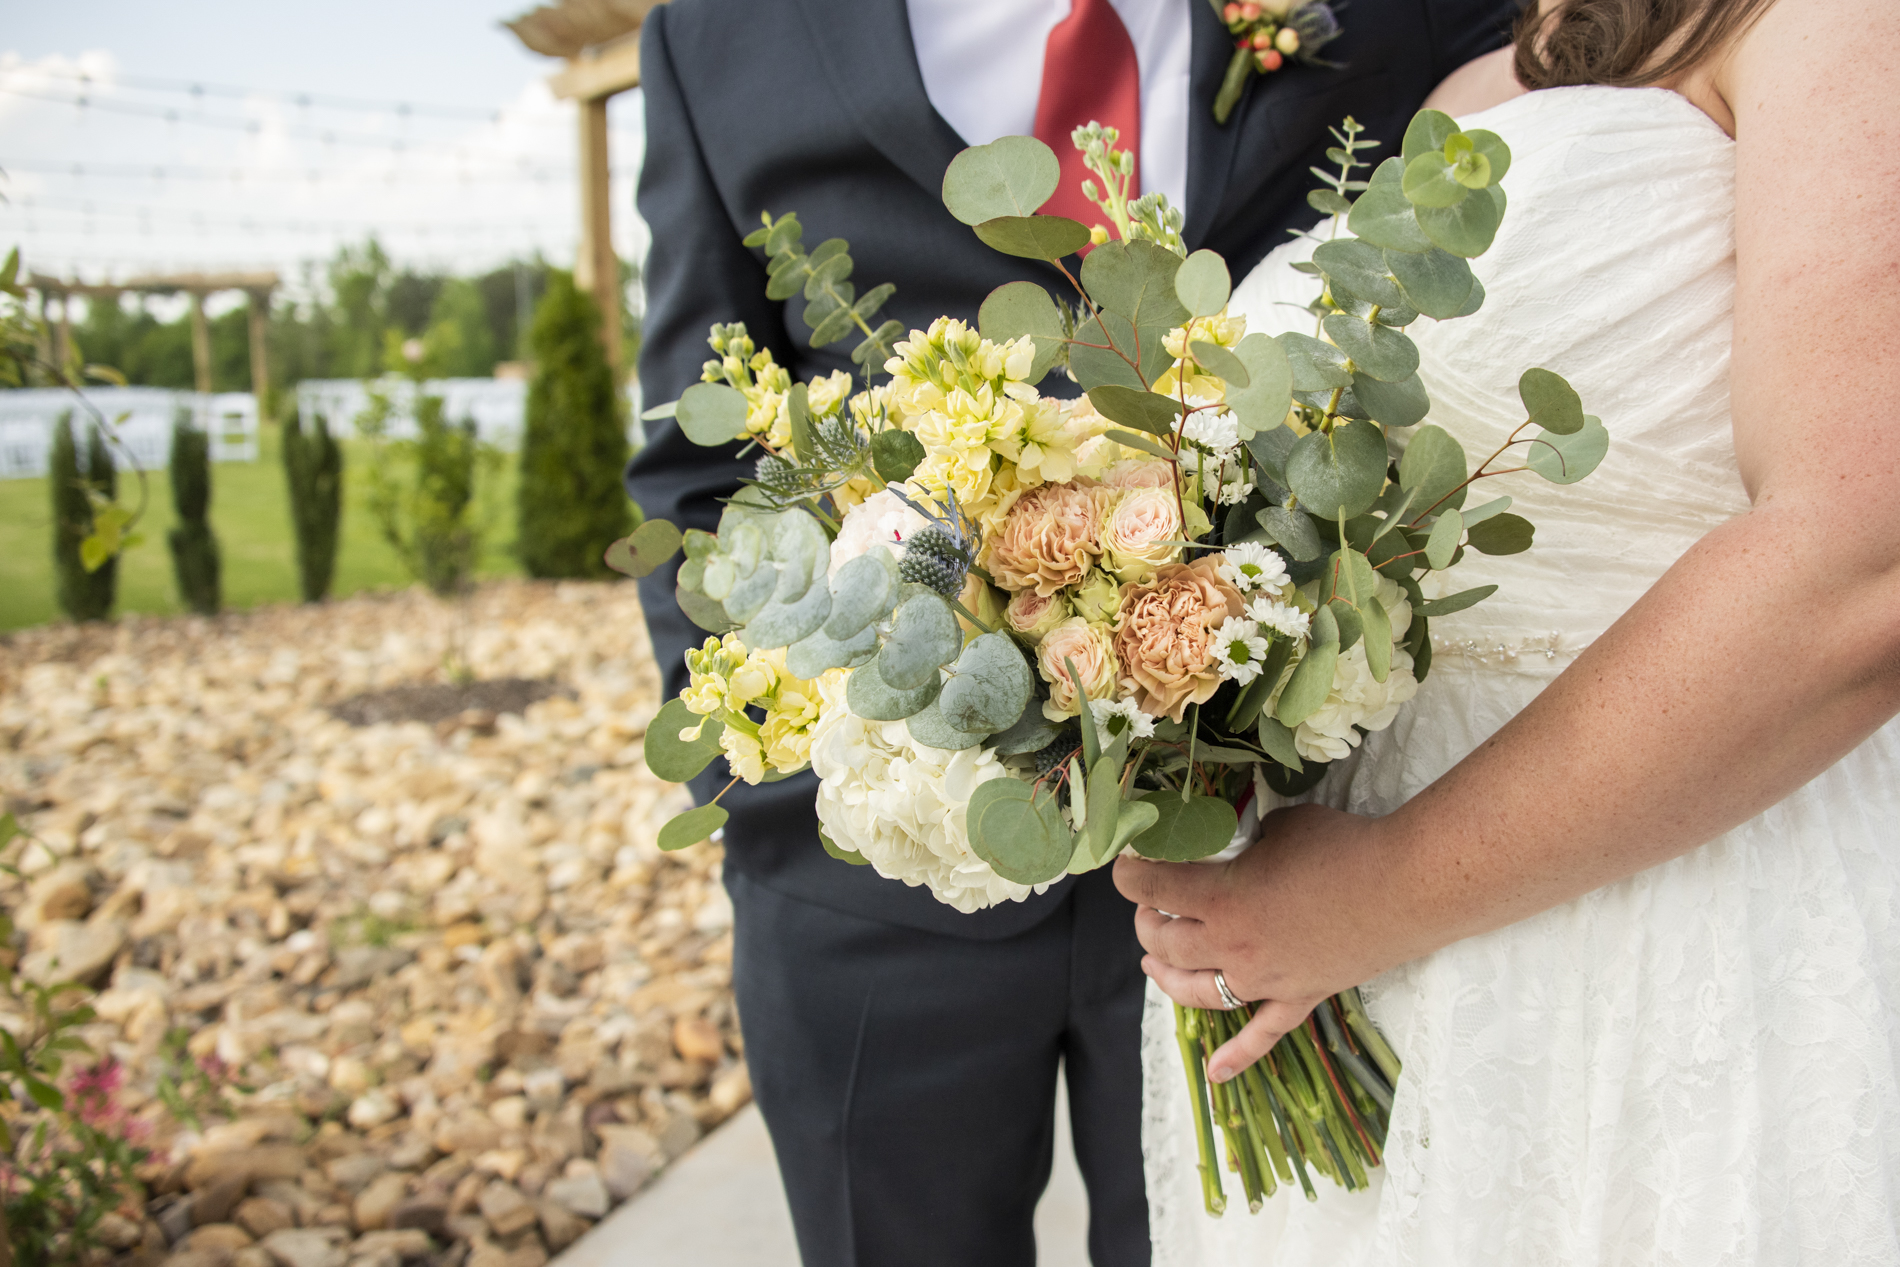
1113,803 -> 1406,1083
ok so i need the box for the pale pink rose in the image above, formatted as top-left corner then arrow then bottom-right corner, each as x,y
1004,589 -> 1068,644
984,480 -> 1101,596
1111,555 -> 1246,722
1098,485 -> 1182,582
1100,458 -> 1178,490
828,487 -> 926,577
1037,618 -> 1120,719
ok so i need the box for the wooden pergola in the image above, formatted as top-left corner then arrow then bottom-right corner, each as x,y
505,0 -> 663,376
29,271 -> 280,408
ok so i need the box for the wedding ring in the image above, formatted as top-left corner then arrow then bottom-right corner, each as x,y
1213,970 -> 1244,1011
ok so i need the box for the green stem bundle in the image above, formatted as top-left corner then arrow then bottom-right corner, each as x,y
1173,988 -> 1396,1215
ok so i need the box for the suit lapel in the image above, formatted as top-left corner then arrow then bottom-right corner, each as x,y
1182,0 -> 1249,251
789,0 -> 969,202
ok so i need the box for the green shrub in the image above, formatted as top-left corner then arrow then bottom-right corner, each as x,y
48,414 -> 116,623
283,412 -> 344,602
360,388 -> 496,596
516,270 -> 635,579
166,408 -> 221,615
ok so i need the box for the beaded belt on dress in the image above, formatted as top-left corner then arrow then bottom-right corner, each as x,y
1428,629 -> 1588,668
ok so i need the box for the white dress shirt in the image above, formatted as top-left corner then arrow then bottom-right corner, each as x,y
906,0 -> 1193,218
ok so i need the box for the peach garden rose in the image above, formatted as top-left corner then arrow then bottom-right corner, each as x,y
984,481 -> 1101,596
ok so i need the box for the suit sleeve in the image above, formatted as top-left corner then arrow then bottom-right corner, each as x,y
1425,0 -> 1526,79
624,5 -> 793,710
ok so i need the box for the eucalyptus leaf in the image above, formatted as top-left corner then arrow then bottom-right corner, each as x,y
1352,371 -> 1430,427
824,549 -> 899,640
1244,422 -> 1297,487
1321,546 -> 1380,608
1424,506 -> 1462,570
658,804 -> 729,852
1401,152 -> 1471,209
1456,275 -> 1487,317
1225,332 -> 1294,438
1347,159 -> 1436,254
1397,423 -> 1468,514
1188,339 -> 1250,388
1460,494 -> 1512,526
1105,429 -> 1179,461
1275,604 -> 1339,728
970,779 -> 1073,885
1385,247 -> 1475,319
742,578 -> 831,651
1416,185 -> 1504,258
847,657 -> 940,721
1084,753 -> 1125,865
904,699 -> 989,751
1255,505 -> 1324,561
1464,129 -> 1512,183
1281,332 -> 1353,392
785,623 -> 879,679
1323,314 -> 1419,382
1527,414 -> 1609,484
603,519 -> 683,579
1519,367 -> 1585,436
989,700 -> 1061,756
644,698 -> 725,783
1175,249 -> 1232,317
1286,420 -> 1388,520
943,135 -> 1061,225
870,428 -> 926,483
878,592 -> 962,690
1465,512 -> 1534,555
675,382 -> 750,446
1069,311 -> 1148,391
1413,584 -> 1498,617
677,586 -> 736,634
1089,385 -> 1185,436
978,281 -> 1066,383
1313,238 -> 1406,309
820,828 -> 871,866
1128,793 -> 1240,862
1256,714 -> 1304,771
1401,110 -> 1459,164
1081,240 -> 1190,332
940,633 -> 1035,733
974,215 -> 1093,261
1362,594 -> 1393,683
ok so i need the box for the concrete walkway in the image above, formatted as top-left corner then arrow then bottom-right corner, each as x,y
555,1088 -> 1093,1266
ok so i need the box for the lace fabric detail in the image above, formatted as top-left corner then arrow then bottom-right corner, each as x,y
1142,85 -> 1900,1266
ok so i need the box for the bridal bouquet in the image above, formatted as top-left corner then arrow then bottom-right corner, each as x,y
614,112 -> 1606,1214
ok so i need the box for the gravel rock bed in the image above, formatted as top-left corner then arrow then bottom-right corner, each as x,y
0,580 -> 745,1266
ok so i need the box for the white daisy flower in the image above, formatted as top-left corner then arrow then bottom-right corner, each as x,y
1218,542 -> 1289,592
1181,408 -> 1241,456
1090,696 -> 1157,741
1248,596 -> 1311,641
1211,617 -> 1271,685
1213,470 -> 1255,506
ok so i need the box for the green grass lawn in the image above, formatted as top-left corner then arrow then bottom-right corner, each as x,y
1,424 -> 524,632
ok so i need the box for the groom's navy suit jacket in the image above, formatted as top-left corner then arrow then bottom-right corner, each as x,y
628,0 -> 1520,939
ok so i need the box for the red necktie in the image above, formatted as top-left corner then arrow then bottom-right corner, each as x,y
1033,0 -> 1142,226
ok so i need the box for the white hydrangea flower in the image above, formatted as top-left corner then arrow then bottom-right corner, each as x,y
1211,617 -> 1271,685
1219,542 -> 1289,593
1248,595 -> 1310,640
808,676 -> 1055,913
1272,576 -> 1418,762
1181,408 -> 1241,456
1090,696 -> 1157,741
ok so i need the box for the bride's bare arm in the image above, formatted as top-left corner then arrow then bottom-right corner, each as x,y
1117,0 -> 1900,1080
1421,46 -> 1524,117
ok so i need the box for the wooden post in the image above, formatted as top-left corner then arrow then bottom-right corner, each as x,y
189,291 -> 213,394
574,95 -> 622,374
248,288 -> 272,420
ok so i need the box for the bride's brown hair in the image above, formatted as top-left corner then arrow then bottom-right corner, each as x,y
1512,0 -> 1778,89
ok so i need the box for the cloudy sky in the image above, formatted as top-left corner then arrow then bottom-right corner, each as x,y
1,0 -> 649,303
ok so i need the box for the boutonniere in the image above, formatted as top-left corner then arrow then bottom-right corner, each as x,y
1210,0 -> 1345,123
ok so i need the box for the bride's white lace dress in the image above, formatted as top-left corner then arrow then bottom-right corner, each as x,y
1140,85 -> 1900,1265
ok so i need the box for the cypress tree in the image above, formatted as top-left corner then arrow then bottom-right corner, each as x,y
283,411 -> 343,602
167,409 -> 222,615
49,413 -> 118,622
516,270 -> 635,579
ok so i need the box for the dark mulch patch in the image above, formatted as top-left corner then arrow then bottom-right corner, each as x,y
328,678 -> 572,727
